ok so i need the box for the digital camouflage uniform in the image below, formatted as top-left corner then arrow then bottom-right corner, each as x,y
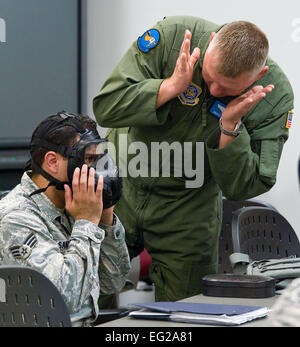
93,16 -> 294,301
267,278 -> 300,326
0,172 -> 131,327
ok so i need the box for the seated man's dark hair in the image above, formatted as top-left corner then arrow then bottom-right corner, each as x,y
30,113 -> 99,173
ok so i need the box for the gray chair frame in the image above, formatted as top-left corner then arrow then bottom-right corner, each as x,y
218,198 -> 277,274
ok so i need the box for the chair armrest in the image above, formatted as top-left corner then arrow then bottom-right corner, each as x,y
93,307 -> 136,325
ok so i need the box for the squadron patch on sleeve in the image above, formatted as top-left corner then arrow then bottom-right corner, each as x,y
137,29 -> 160,53
9,233 -> 38,260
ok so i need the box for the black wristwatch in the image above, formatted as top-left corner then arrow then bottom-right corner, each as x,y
219,118 -> 242,137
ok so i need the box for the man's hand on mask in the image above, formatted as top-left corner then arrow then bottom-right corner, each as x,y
64,164 -> 103,226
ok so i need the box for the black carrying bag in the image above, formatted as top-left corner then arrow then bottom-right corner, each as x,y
229,253 -> 300,293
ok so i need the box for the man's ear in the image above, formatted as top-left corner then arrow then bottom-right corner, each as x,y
210,32 -> 216,42
206,32 -> 216,53
43,151 -> 59,174
255,66 -> 269,82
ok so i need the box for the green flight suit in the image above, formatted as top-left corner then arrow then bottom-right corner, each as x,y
93,16 -> 294,301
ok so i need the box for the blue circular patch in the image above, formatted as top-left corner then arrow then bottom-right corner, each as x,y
137,29 -> 160,53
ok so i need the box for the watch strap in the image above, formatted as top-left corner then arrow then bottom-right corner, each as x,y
219,119 -> 242,137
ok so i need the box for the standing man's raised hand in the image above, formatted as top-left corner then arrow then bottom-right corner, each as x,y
156,30 -> 200,109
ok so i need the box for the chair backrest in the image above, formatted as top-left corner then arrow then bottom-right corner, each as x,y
231,206 -> 300,260
0,265 -> 71,327
218,198 -> 277,274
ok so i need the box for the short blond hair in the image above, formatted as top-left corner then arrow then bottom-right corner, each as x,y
212,21 -> 269,78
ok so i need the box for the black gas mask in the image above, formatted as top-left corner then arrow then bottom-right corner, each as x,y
27,112 -> 122,209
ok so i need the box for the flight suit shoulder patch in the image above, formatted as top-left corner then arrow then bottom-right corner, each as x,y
137,29 -> 160,53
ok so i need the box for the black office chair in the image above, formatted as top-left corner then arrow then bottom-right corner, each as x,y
0,265 -> 71,327
231,206 -> 300,261
218,198 -> 277,274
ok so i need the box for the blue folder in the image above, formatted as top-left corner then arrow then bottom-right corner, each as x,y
132,302 -> 263,316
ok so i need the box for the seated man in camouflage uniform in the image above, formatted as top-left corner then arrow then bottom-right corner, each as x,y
0,113 -> 131,327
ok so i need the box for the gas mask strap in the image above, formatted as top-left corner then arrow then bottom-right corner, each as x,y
29,182 -> 53,197
29,160 -> 68,197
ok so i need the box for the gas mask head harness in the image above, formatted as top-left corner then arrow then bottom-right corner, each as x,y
27,112 -> 122,209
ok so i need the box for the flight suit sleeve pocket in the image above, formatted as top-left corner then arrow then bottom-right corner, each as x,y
259,139 -> 280,181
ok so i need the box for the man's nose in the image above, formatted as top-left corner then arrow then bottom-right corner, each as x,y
209,83 -> 226,97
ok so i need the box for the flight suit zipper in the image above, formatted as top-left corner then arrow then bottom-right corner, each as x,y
191,84 -> 210,125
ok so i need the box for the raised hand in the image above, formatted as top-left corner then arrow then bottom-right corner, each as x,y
156,30 -> 200,109
171,30 -> 201,94
222,84 -> 275,127
219,84 -> 275,149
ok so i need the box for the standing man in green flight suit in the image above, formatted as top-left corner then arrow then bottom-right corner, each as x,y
93,16 -> 294,302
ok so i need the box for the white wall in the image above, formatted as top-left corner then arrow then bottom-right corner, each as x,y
82,0 -> 300,235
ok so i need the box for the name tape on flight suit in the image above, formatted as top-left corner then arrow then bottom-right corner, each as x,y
209,100 -> 227,119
